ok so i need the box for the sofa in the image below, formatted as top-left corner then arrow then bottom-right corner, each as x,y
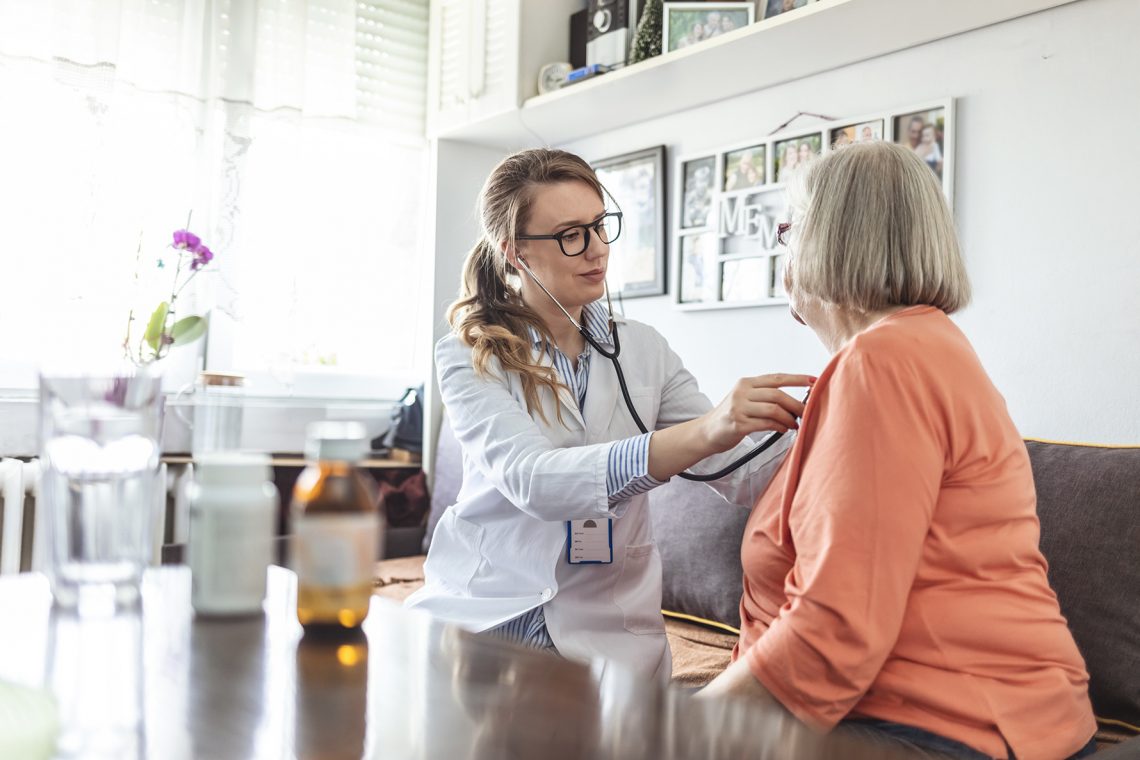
374,421 -> 1140,756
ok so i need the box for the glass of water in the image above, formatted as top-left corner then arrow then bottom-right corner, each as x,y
38,368 -> 164,610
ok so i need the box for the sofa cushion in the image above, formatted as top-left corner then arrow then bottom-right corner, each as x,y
423,415 -> 464,553
648,477 -> 750,629
1027,440 -> 1140,728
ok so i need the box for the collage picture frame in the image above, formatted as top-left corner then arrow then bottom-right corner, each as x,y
673,98 -> 955,310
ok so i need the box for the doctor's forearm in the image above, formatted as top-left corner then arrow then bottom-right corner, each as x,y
646,420 -> 720,481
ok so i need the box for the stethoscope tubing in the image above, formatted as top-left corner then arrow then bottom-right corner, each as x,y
517,255 -> 789,482
578,322 -> 787,482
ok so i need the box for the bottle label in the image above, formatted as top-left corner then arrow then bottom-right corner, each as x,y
294,513 -> 380,589
189,497 -> 276,614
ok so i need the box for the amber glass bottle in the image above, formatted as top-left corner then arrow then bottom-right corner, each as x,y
291,422 -> 384,630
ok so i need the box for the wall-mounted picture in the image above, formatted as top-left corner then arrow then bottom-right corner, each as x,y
680,155 -> 715,228
721,257 -> 766,302
678,233 -> 719,303
662,3 -> 755,53
830,119 -> 883,147
723,145 -> 766,191
762,0 -> 816,20
773,132 -> 822,182
894,107 -> 945,180
593,145 -> 667,298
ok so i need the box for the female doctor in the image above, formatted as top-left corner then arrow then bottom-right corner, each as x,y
406,148 -> 812,681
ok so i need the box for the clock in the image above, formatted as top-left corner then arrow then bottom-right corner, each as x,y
537,62 -> 572,94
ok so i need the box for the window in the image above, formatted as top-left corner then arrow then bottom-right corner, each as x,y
0,0 -> 429,400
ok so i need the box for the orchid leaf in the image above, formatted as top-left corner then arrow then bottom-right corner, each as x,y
170,315 -> 207,346
144,302 -> 169,352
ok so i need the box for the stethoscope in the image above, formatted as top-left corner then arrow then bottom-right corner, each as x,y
517,256 -> 797,482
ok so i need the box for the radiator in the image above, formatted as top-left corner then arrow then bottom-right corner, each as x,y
0,459 -> 190,576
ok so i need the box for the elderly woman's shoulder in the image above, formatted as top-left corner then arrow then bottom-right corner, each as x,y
840,307 -> 965,372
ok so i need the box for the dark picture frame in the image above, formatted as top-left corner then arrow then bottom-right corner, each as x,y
593,145 -> 667,298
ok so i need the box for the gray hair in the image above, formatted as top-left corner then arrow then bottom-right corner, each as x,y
783,141 -> 970,314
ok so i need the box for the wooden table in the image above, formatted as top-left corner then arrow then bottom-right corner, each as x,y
0,566 -> 912,760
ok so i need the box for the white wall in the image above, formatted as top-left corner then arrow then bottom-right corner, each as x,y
420,140 -> 510,477
554,0 -> 1140,444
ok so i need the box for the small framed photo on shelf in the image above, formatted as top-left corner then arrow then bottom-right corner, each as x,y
662,2 -> 755,54
679,154 -> 716,229
723,144 -> 766,192
761,0 -> 817,20
592,145 -> 667,299
830,118 -> 883,147
773,132 -> 822,183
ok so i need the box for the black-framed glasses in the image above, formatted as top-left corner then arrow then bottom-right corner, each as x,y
777,222 -> 792,246
517,212 -> 623,257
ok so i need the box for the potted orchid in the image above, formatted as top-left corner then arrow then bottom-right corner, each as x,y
123,228 -> 215,366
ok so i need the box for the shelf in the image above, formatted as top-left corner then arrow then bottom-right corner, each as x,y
161,454 -> 420,469
434,0 -> 1078,150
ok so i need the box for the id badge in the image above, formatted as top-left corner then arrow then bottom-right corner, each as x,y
566,518 -> 613,564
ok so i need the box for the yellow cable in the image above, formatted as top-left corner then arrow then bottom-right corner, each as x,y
662,609 -> 741,636
1023,437 -> 1140,449
1096,716 -> 1140,734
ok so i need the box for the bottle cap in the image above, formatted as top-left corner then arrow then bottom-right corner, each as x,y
305,421 -> 368,463
195,452 -> 272,487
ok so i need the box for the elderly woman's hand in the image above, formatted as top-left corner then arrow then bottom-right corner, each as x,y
697,656 -> 783,706
700,374 -> 813,453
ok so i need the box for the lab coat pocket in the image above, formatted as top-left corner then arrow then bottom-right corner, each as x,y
430,511 -> 485,594
612,543 -> 666,635
625,386 -> 660,433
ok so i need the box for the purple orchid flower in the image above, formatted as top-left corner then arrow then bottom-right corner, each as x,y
190,245 -> 214,271
173,229 -> 201,250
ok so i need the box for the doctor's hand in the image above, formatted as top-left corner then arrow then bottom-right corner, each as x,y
647,373 -> 813,482
700,374 -> 814,453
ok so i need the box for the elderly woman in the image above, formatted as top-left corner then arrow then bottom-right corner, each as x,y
700,142 -> 1096,760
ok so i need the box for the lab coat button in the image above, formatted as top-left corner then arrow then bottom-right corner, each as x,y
540,588 -> 553,601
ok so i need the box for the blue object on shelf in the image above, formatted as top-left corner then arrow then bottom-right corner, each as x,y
565,63 -> 611,84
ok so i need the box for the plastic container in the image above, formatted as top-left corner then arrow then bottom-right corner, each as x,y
188,452 -> 278,616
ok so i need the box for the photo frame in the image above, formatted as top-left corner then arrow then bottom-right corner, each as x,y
761,0 -> 818,20
829,118 -> 883,148
662,3 -> 755,54
723,144 -> 766,192
679,154 -> 716,229
592,145 -> 667,298
891,104 -> 950,189
773,132 -> 822,183
678,232 -> 719,304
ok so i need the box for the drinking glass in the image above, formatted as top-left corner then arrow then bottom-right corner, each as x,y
38,368 -> 164,609
173,371 -> 245,458
47,605 -> 145,759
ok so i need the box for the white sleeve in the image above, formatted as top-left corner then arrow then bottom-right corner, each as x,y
436,334 -> 630,522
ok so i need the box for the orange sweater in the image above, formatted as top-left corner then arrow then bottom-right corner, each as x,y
735,306 -> 1096,760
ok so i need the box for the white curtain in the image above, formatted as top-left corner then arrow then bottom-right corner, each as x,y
0,0 -> 428,395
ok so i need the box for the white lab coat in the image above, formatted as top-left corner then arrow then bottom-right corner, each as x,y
405,314 -> 792,680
